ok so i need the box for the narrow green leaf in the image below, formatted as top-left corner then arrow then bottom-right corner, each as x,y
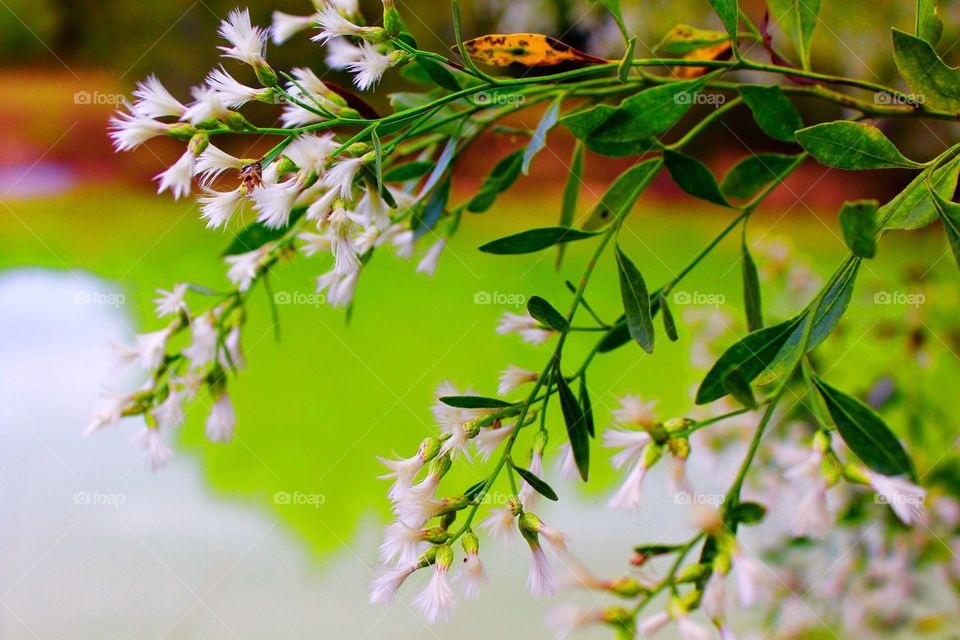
917,0 -> 943,46
767,0 -> 821,70
618,36 -> 637,82
881,153 -> 960,230
633,543 -> 683,556
591,0 -> 628,39
738,85 -> 804,143
527,296 -> 569,333
838,199 -> 878,258
479,226 -> 601,255
557,141 -> 585,268
722,153 -> 802,201
371,128 -> 383,194
383,161 -> 433,182
223,207 -> 306,256
440,396 -> 514,409
555,366 -> 590,481
723,368 -> 757,409
412,176 -> 450,239
615,246 -> 655,353
512,463 -> 559,501
597,319 -> 631,353
664,150 -> 730,207
796,121 -> 925,170
928,184 -> 960,269
706,0 -> 739,43
417,138 -> 458,200
742,241 -> 764,331
579,376 -> 595,438
892,28 -> 960,112
464,479 -> 487,501
660,295 -> 679,341
583,158 -> 664,229
467,151 -> 524,213
727,501 -> 767,525
416,57 -> 462,92
522,97 -> 563,175
813,376 -> 917,480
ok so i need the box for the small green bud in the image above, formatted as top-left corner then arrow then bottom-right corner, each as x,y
463,420 -> 481,439
419,436 -> 442,463
274,156 -> 298,176
606,577 -> 646,598
166,123 -> 197,141
669,437 -> 691,461
422,527 -> 449,544
675,563 -> 709,583
664,417 -> 694,432
439,511 -> 457,530
462,531 -> 480,556
428,453 -> 451,479
601,606 -> 633,627
383,2 -> 403,37
647,423 -> 671,445
642,442 -> 662,468
712,552 -> 731,575
360,26 -> 389,43
434,495 -> 469,516
416,546 -> 438,568
533,430 -> 549,455
813,430 -> 831,453
225,112 -> 253,132
253,60 -> 278,88
435,543 -> 454,569
843,464 -> 870,485
507,498 -> 522,516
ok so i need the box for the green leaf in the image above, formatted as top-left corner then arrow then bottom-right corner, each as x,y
440,396 -> 514,409
416,57 -> 461,92
479,226 -> 601,255
928,183 -> 960,269
880,153 -> 960,230
512,463 -> 559,501
916,0 -> 943,46
655,25 -> 730,56
467,151 -> 524,213
696,319 -> 799,404
555,365 -> 590,481
722,153 -> 802,201
664,150 -> 730,207
892,28 -> 960,112
597,319 -> 631,353
615,245 -> 655,353
706,0 -> 739,43
579,376 -> 595,438
527,296 -> 569,333
371,128 -> 383,193
582,158 -> 664,229
738,85 -> 804,143
383,161 -> 433,183
727,501 -> 767,525
795,121 -> 924,170
557,141 -> 585,268
742,241 -> 764,331
222,206 -> 306,256
618,36 -> 637,82
660,295 -> 679,342
464,479 -> 487,500
418,138 -> 458,199
522,96 -> 563,175
412,176 -> 450,239
592,0 -> 628,39
838,199 -> 878,258
756,260 -> 860,385
813,376 -> 917,480
633,543 -> 683,556
723,368 -> 757,409
767,0 -> 821,69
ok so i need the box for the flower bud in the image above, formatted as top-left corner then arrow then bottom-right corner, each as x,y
422,527 -> 449,544
224,112 -> 253,132
712,552 -> 731,575
416,545 -> 438,568
642,442 -> 662,468
274,156 -> 298,176
434,495 -> 469,517
382,0 -> 403,37
462,531 -> 480,556
253,60 -> 278,88
675,563 -> 709,584
842,464 -> 870,485
668,437 -> 690,461
647,423 -> 670,444
435,543 -> 453,570
507,498 -> 522,516
418,436 -> 442,463
533,429 -> 549,455
606,577 -> 646,598
166,123 -> 197,141
360,27 -> 389,43
428,453 -> 452,479
463,420 -> 481,439
439,510 -> 457,530
601,606 -> 634,627
187,132 -> 209,156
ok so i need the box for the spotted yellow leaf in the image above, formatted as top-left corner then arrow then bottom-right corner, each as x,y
673,41 -> 733,78
461,33 -> 609,67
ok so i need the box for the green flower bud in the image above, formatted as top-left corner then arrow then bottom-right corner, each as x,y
668,437 -> 691,460
434,495 -> 469,516
419,436 -> 442,463
463,420 -> 481,439
712,552 -> 731,575
422,527 -> 449,544
533,429 -> 549,455
428,453 -> 451,479
253,60 -> 278,88
225,111 -> 253,132
360,27 -> 389,43
675,563 -> 709,583
382,2 -> 403,37
439,511 -> 457,530
435,543 -> 454,569
602,606 -> 634,627
416,546 -> 438,568
647,423 -> 671,445
664,417 -> 694,432
642,442 -> 663,468
166,123 -> 197,141
843,464 -> 870,485
462,531 -> 480,556
606,577 -> 646,598
274,156 -> 298,176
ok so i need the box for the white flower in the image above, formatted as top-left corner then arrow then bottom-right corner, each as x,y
114,327 -> 172,371
789,482 -> 831,539
378,452 -> 426,501
356,184 -> 390,229
607,457 -> 648,512
379,522 -> 428,566
556,443 -> 579,480
154,283 -> 189,317
462,552 -> 488,598
731,548 -> 766,607
474,422 -> 516,461
297,231 -> 332,257
347,41 -> 394,91
181,85 -> 230,124
636,611 -> 669,636
479,506 -> 518,544
325,37 -> 364,69
413,553 -> 455,623
316,269 -> 358,308
183,314 -> 218,367
285,133 -> 337,177
225,250 -> 262,292
865,470 -> 927,525
205,392 -> 236,442
131,428 -> 174,471
271,11 -> 317,44
152,389 -> 185,431
701,571 -> 727,622
131,75 -> 185,119
199,188 -> 244,229
217,8 -> 267,66
155,149 -> 195,200
221,326 -> 245,371
527,544 -> 555,598
676,614 -> 711,640
305,187 -> 339,222
206,66 -> 264,108
386,227 -> 416,259
603,427 -> 652,471
612,394 -> 657,426
393,475 -> 441,528
84,393 -> 127,436
322,156 -> 364,199
497,365 -> 537,396
369,563 -> 417,605
326,207 -> 360,275
352,226 -> 380,256
496,311 -> 554,345
251,180 -> 300,229
415,238 -> 446,277
109,108 -> 167,151
518,449 -> 545,508
312,5 -> 366,42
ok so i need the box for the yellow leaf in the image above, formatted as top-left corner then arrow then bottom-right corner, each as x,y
672,41 -> 733,78
460,33 -> 609,67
